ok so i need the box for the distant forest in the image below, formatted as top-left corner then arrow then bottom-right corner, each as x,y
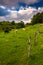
0,12 -> 43,33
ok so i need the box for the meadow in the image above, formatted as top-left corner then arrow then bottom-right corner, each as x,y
0,24 -> 43,65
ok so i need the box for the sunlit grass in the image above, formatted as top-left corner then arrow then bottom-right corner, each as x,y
0,24 -> 43,65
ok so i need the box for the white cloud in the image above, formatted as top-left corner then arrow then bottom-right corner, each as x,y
7,11 -> 18,18
38,7 -> 43,13
0,6 -> 43,23
0,16 -> 6,21
0,5 -> 6,9
11,7 -> 15,10
18,6 -> 37,15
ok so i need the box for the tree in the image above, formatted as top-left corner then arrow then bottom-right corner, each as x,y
31,12 -> 43,25
11,21 -> 15,29
16,21 -> 25,28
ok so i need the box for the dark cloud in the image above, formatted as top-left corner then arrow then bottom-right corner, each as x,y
0,0 -> 18,7
0,0 -> 39,7
19,0 -> 38,4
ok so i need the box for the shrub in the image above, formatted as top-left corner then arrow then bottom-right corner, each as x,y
4,27 -> 11,33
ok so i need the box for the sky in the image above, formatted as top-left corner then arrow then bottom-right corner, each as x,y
0,0 -> 43,23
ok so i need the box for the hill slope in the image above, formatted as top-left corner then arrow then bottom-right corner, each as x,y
0,24 -> 43,65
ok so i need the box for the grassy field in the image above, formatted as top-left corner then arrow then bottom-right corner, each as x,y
0,24 -> 43,65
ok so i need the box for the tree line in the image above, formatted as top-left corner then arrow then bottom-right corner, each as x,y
0,12 -> 43,33
0,21 -> 25,33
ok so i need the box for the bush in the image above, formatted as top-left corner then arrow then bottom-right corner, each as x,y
4,27 -> 11,33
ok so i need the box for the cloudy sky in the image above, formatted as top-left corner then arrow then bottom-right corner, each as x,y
0,0 -> 43,23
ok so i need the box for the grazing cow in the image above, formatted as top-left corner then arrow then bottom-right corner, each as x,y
22,28 -> 26,31
15,29 -> 18,34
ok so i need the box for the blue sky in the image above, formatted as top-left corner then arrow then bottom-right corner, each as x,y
0,0 -> 43,23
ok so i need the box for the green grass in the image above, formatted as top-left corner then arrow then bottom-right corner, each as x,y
0,24 -> 43,65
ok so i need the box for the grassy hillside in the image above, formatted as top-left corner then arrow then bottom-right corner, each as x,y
0,24 -> 43,65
